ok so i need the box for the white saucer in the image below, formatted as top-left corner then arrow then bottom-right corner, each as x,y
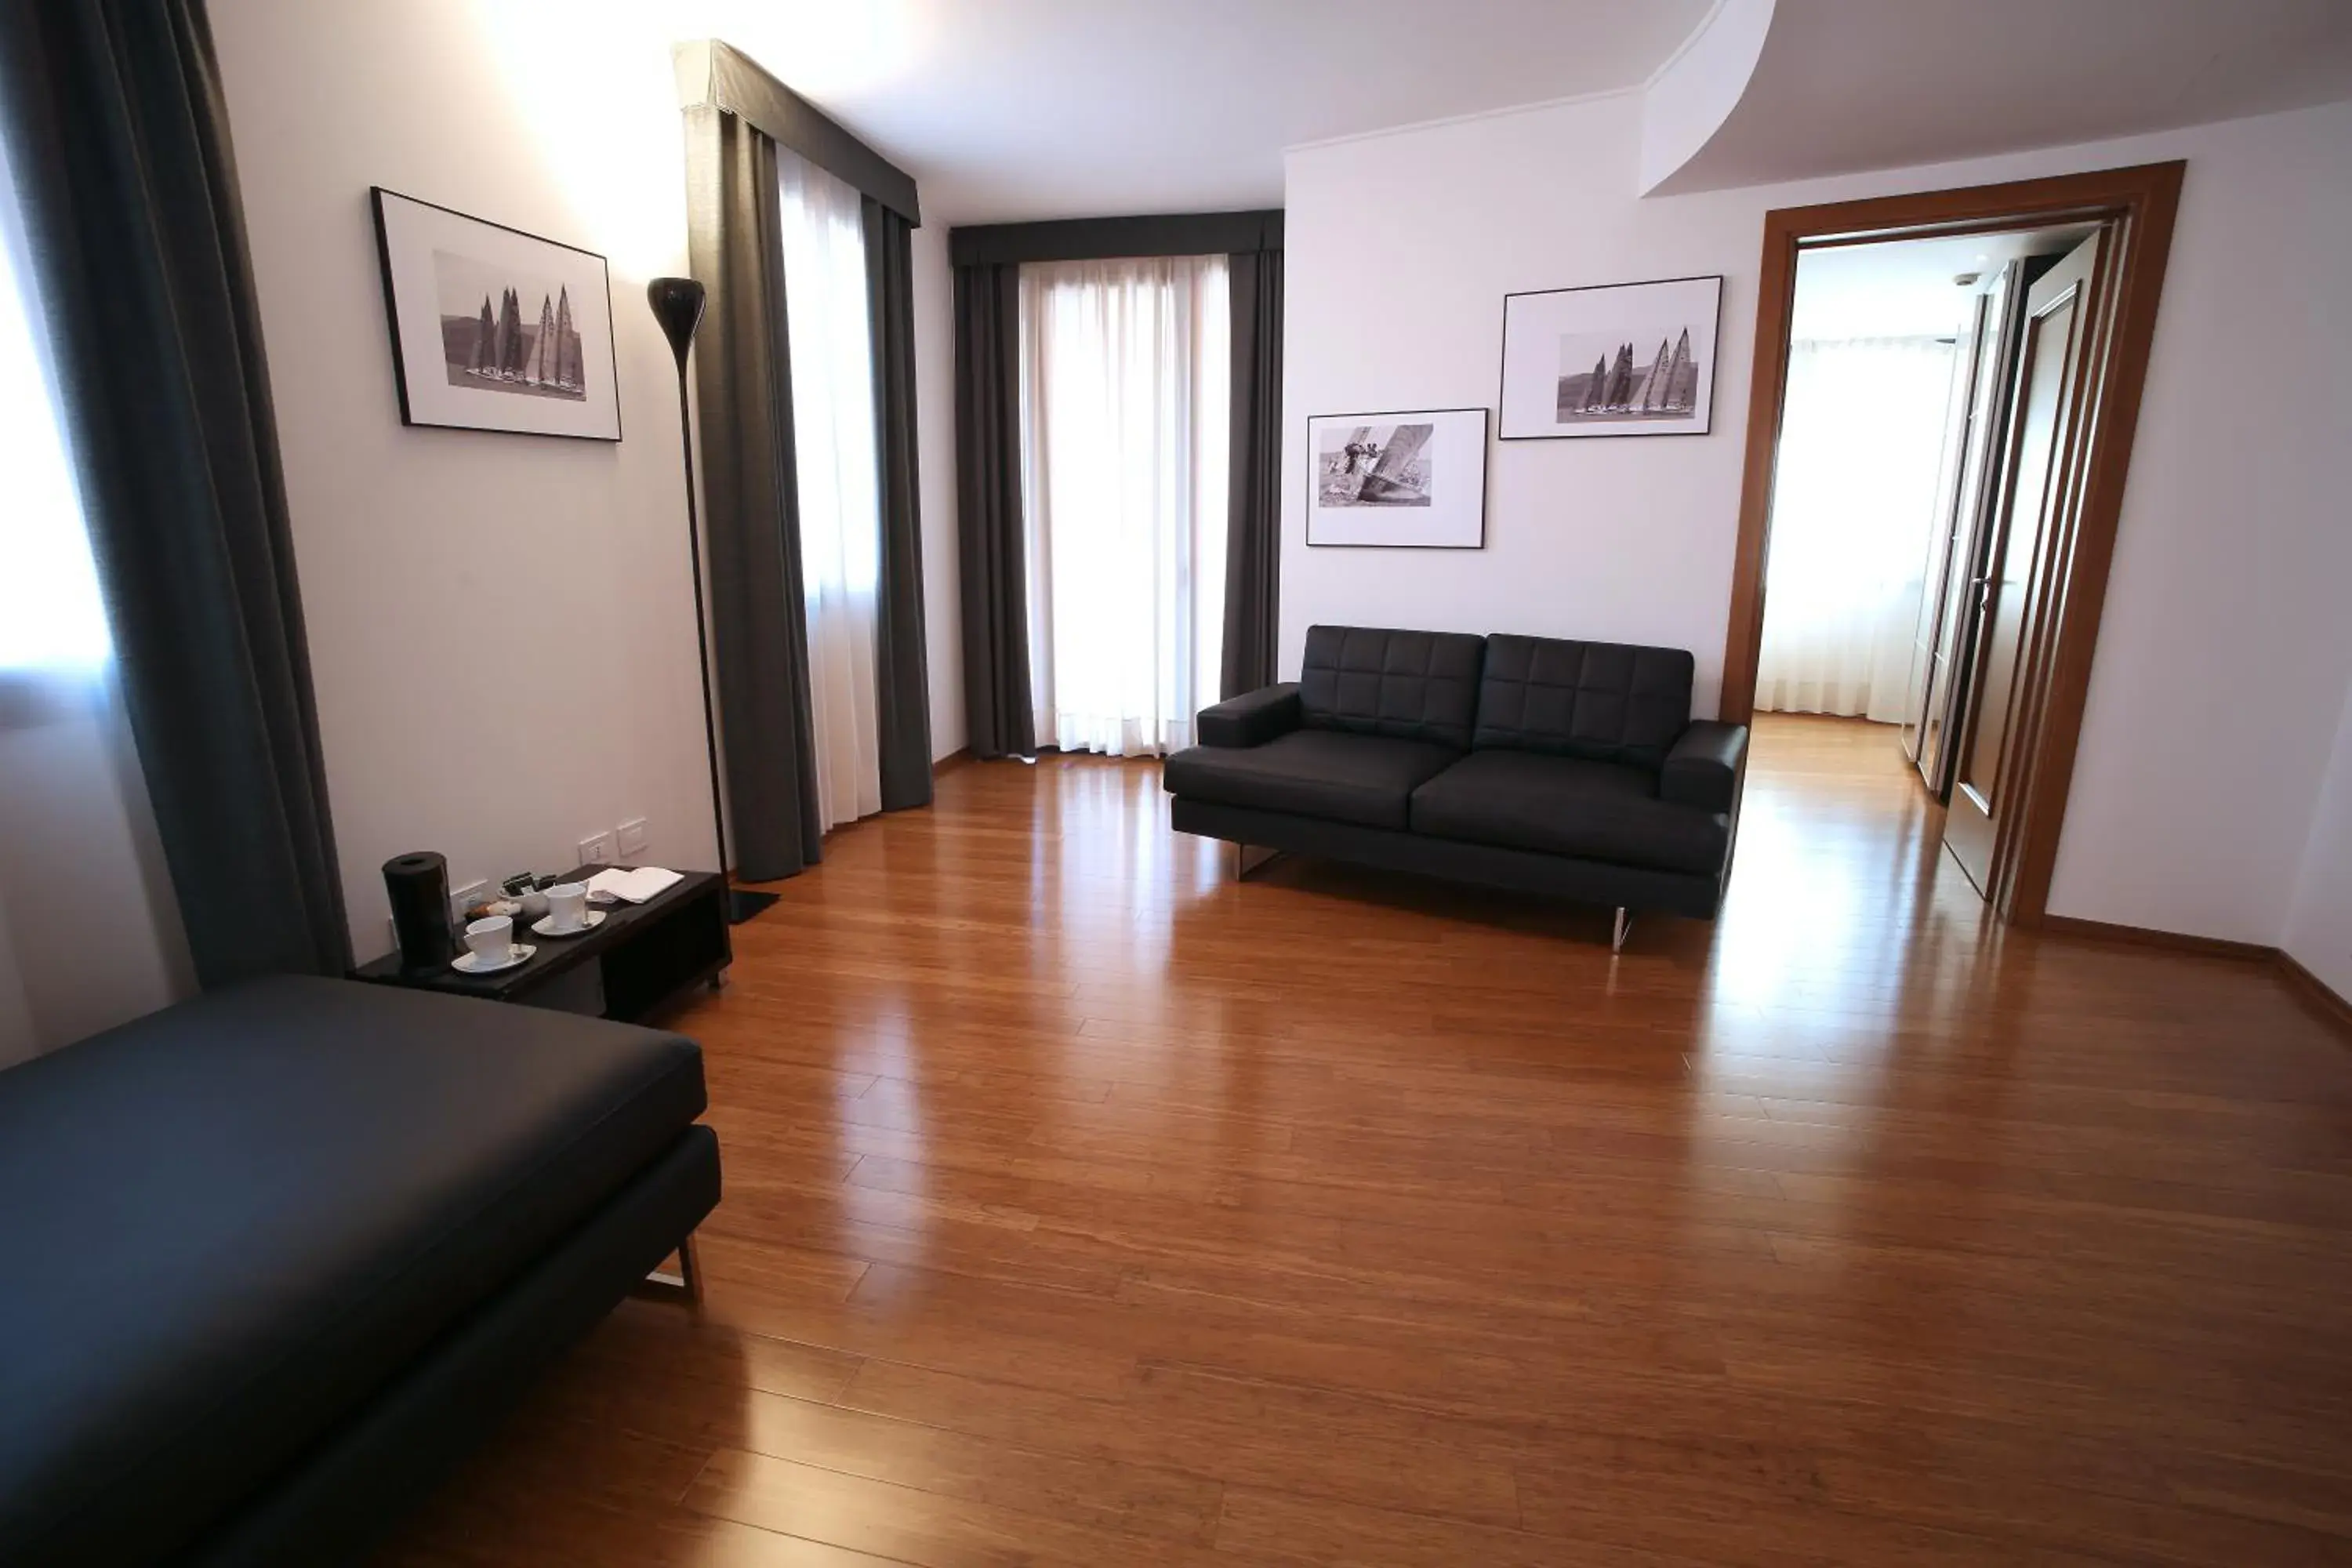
452,942 -> 535,975
532,910 -> 607,938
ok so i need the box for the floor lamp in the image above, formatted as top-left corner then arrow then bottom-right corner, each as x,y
648,276 -> 779,926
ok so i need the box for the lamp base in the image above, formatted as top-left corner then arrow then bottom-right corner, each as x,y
726,886 -> 780,924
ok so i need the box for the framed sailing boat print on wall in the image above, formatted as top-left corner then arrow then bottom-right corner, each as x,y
1306,407 -> 1489,548
1497,274 -> 1720,440
370,188 -> 621,441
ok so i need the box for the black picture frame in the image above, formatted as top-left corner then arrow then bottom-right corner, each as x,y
369,187 -> 623,441
1305,405 -> 1490,550
1497,273 -> 1723,441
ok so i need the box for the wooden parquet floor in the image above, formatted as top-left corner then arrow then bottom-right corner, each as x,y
376,715 -> 2352,1566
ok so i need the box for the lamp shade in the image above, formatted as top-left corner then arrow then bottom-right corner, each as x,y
647,277 -> 706,371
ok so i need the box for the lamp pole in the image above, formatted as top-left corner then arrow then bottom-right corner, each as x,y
648,277 -> 777,925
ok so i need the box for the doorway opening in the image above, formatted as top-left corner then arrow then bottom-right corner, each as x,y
1722,163 -> 2184,925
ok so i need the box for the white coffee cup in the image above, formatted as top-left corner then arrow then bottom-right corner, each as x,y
544,882 -> 589,933
465,915 -> 514,966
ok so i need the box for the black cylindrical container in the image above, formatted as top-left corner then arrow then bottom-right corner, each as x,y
383,851 -> 455,971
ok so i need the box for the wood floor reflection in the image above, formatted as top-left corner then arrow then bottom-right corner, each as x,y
377,715 -> 2352,1566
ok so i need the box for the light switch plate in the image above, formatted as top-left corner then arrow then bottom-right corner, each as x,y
616,817 -> 649,855
448,879 -> 488,920
578,829 -> 619,866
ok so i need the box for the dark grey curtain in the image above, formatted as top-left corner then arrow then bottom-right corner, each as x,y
1222,247 -> 1283,699
682,105 -> 824,880
953,261 -> 1036,758
863,197 -> 934,808
0,0 -> 350,985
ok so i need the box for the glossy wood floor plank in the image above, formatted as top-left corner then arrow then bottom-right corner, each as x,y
373,715 -> 2352,1566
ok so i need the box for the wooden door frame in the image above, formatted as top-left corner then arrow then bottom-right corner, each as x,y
1719,161 -> 2185,925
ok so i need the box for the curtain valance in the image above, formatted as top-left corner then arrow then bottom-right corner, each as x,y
674,39 -> 920,225
949,210 -> 1282,268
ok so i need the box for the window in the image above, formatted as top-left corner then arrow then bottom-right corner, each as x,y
777,147 -> 884,829
1018,254 -> 1229,757
1755,336 -> 1957,719
0,130 -> 181,1065
0,140 -> 108,677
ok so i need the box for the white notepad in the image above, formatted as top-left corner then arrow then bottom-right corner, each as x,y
584,866 -> 684,904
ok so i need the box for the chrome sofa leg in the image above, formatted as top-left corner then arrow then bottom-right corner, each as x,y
1233,842 -> 1279,880
644,1231 -> 705,1305
1612,906 -> 1632,953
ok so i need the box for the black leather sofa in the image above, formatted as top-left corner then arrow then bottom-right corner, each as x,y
1164,625 -> 1748,946
0,976 -> 720,1567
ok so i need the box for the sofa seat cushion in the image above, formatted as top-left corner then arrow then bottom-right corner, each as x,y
1410,750 -> 1729,875
1164,729 -> 1461,830
0,975 -> 707,1568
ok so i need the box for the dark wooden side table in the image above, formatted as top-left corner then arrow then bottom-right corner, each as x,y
352,865 -> 730,1023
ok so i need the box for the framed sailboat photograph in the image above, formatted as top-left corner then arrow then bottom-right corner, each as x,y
1497,274 -> 1721,440
369,188 -> 621,441
1306,407 -> 1489,548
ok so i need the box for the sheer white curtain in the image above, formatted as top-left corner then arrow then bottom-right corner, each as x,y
777,148 -> 883,830
1757,336 -> 1958,720
0,130 -> 187,1064
1019,255 -> 1229,757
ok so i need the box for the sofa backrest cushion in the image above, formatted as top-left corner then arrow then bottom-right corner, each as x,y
1298,625 -> 1486,749
1472,633 -> 1693,769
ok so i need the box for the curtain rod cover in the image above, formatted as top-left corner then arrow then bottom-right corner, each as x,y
673,39 -> 920,225
950,209 -> 1283,268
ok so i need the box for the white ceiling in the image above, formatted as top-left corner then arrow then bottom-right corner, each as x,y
1790,226 -> 2096,341
660,0 -> 1713,223
1661,0 -> 2352,193
577,0 -> 2352,229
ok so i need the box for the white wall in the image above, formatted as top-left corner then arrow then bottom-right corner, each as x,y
211,1 -> 966,955
1281,93 -> 2352,947
2285,684 -> 2352,1000
0,684 -> 187,1063
0,904 -> 32,1067
2038,105 -> 2352,942
212,0 -> 712,960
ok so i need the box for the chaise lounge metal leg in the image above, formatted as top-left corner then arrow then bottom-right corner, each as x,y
1612,906 -> 1632,953
643,1231 -> 705,1305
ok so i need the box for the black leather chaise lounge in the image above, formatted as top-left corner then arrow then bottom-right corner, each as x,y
0,976 -> 719,1568
1163,624 -> 1749,947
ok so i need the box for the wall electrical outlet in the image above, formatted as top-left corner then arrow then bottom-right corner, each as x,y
448,879 -> 489,920
615,817 -> 649,856
578,829 -> 619,866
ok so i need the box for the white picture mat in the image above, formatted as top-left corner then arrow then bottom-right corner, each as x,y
1306,408 -> 1487,548
1499,275 -> 1719,439
375,191 -> 620,440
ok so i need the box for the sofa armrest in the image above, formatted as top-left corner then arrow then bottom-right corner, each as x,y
1660,720 -> 1749,812
1196,683 -> 1301,747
